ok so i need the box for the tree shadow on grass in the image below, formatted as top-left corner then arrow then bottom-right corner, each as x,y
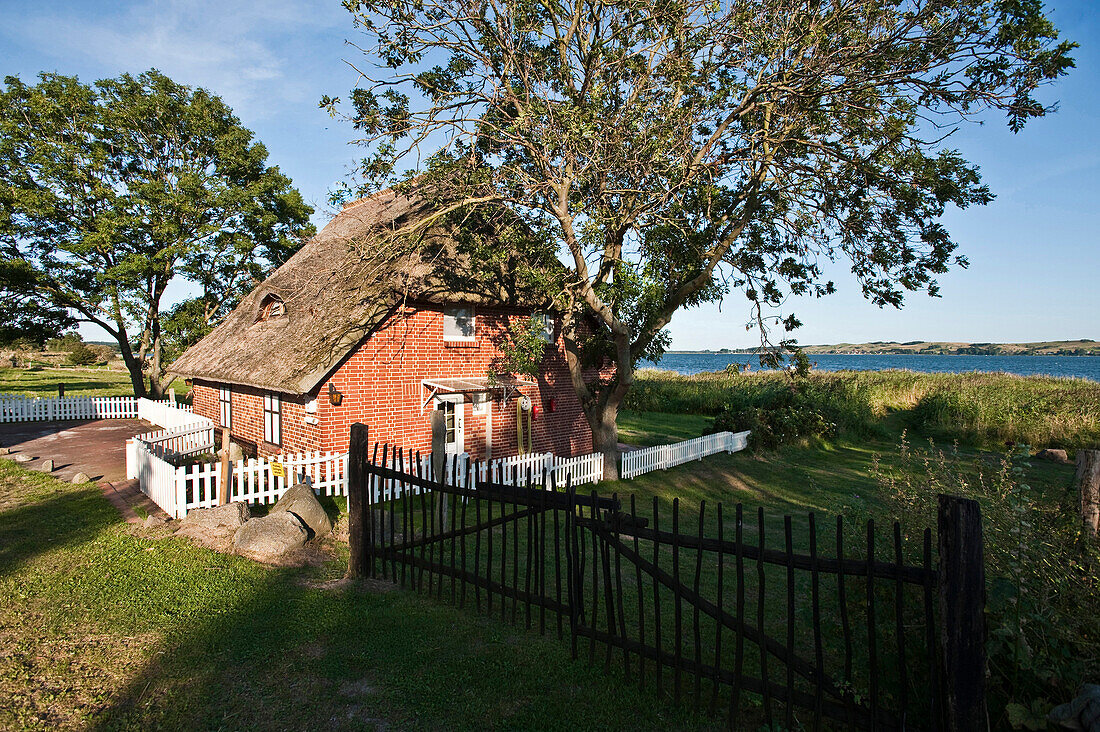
0,484 -> 119,577
88,552 -> 690,731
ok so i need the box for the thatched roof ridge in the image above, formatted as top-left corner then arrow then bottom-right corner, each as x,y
170,187 -> 531,395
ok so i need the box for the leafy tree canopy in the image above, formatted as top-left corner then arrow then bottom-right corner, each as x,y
1,69 -> 315,396
327,0 -> 1073,475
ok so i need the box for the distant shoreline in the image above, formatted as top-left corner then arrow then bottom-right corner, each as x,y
667,339 -> 1100,358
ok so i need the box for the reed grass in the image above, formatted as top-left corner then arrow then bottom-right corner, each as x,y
625,368 -> 1100,451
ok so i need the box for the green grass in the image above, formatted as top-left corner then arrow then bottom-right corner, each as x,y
617,409 -> 714,447
0,458 -> 702,731
624,368 -> 1100,452
0,367 -> 186,399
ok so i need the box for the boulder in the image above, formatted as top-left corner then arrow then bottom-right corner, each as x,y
143,514 -> 167,528
228,441 -> 246,462
176,502 -> 251,549
41,459 -> 54,472
271,482 -> 333,538
1035,448 -> 1071,464
13,453 -> 33,463
71,472 -> 92,484
233,512 -> 309,561
180,502 -> 250,531
1049,684 -> 1100,731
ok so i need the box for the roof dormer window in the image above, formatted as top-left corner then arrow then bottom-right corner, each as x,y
257,294 -> 286,322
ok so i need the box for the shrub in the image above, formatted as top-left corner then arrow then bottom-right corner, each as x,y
64,341 -> 98,366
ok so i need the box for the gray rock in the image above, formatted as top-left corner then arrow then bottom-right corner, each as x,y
13,453 -> 33,463
41,459 -> 54,472
71,472 -> 92,484
143,514 -> 167,528
1049,684 -> 1100,731
228,441 -> 246,462
180,502 -> 251,531
271,482 -> 333,538
176,502 -> 251,549
1035,448 -> 1071,464
0,446 -> 9,455
233,512 -> 308,560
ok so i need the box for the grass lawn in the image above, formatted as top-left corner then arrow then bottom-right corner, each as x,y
617,409 -> 714,447
0,402 -> 1089,729
0,458 -> 701,731
0,367 -> 186,399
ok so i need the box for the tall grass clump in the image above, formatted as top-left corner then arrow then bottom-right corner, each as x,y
872,437 -> 1100,729
627,368 -> 1100,451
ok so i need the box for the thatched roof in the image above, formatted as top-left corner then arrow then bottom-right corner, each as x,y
170,187 -> 539,395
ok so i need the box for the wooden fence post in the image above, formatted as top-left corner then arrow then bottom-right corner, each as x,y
347,423 -> 369,579
1076,450 -> 1100,538
937,494 -> 987,732
218,428 -> 231,506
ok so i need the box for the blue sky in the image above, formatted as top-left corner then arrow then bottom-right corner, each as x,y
1,0 -> 1097,349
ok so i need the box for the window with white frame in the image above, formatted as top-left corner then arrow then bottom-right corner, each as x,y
533,312 -> 554,343
263,393 -> 281,445
218,387 -> 232,428
443,305 -> 476,341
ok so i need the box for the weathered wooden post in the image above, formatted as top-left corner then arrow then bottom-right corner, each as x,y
218,428 -> 231,506
58,383 -> 65,398
937,494 -> 987,731
1076,450 -> 1100,538
347,423 -> 369,579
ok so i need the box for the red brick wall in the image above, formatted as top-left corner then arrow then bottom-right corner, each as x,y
318,303 -> 594,459
190,302 -> 597,460
191,381 -> 323,458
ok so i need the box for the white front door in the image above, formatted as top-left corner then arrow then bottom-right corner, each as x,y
434,395 -> 465,454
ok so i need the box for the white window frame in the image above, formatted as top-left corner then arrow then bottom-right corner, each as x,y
218,387 -> 232,429
443,305 -> 476,342
263,393 -> 282,446
533,312 -> 554,343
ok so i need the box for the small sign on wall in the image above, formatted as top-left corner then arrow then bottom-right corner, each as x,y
271,461 -> 286,479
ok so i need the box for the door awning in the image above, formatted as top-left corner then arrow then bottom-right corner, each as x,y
420,376 -> 535,413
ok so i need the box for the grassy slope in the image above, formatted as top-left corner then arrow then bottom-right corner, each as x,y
0,459 -> 701,731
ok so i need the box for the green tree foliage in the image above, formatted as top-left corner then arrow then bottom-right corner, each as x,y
0,259 -> 74,346
0,70 -> 315,397
328,0 -> 1074,476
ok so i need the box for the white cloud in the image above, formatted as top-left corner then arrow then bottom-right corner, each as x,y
7,0 -> 348,118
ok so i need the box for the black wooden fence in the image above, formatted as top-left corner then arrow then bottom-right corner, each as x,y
345,424 -> 986,730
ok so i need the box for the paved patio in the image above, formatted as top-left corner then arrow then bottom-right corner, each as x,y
0,418 -> 154,483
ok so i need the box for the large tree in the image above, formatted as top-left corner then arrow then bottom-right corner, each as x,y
329,0 -> 1074,477
0,70 -> 315,397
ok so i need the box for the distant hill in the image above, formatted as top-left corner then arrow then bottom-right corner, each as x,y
668,340 -> 1100,357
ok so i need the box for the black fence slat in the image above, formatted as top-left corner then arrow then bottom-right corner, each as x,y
347,435 -> 962,732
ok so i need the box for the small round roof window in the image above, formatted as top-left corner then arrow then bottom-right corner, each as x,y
256,294 -> 286,322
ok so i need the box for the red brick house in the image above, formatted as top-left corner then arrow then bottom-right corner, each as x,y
170,188 -> 595,461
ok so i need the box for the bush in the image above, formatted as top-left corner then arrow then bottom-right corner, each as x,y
64,341 -> 98,366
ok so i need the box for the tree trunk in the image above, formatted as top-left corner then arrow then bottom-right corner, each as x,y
1077,449 -> 1100,538
116,342 -> 147,398
587,398 -> 625,481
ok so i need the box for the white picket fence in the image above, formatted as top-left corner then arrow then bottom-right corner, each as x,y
0,395 -> 139,422
619,430 -> 751,479
136,398 -> 209,430
130,440 -> 607,518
